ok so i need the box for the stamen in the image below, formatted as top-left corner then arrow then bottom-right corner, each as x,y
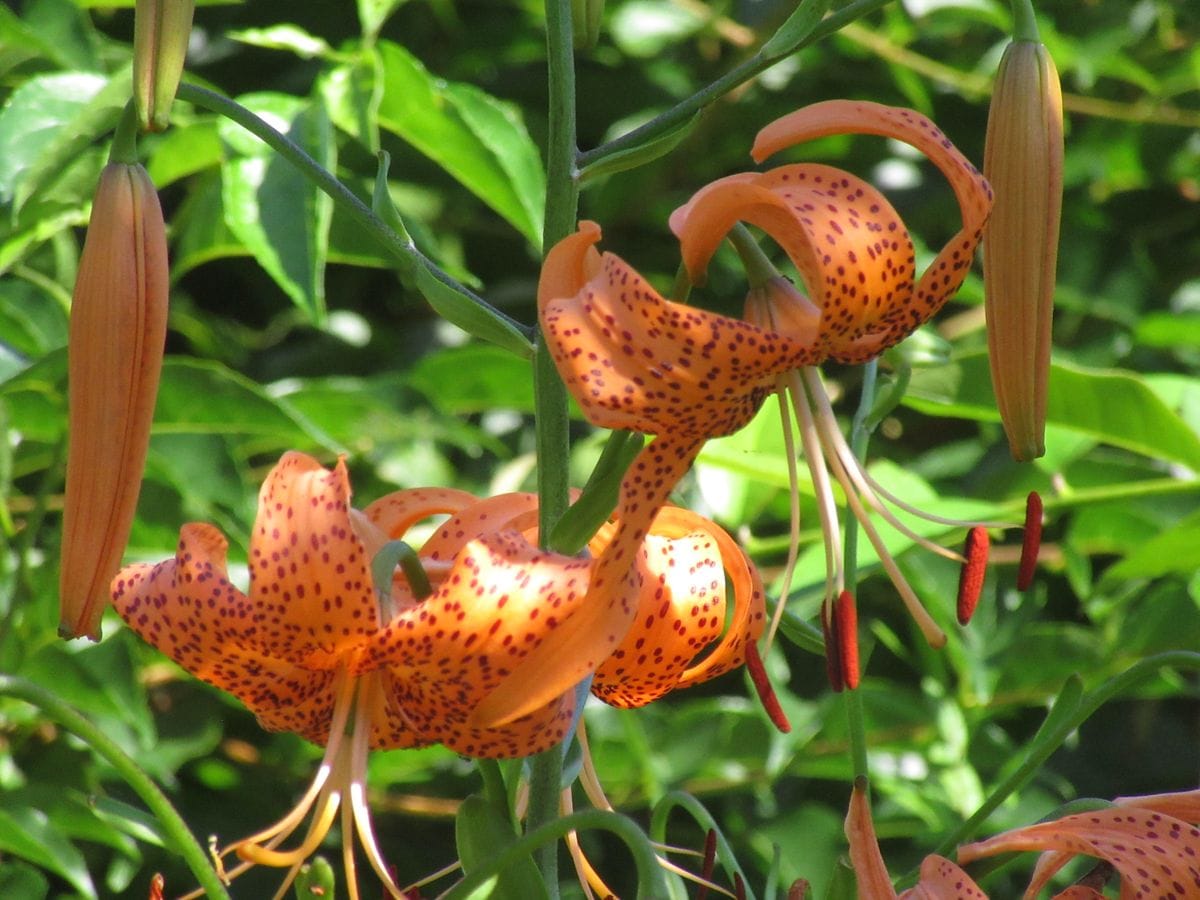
764,377 -> 804,654
149,874 -> 164,900
401,859 -> 461,896
820,603 -> 843,694
956,527 -> 990,625
348,677 -> 406,898
696,830 -> 718,900
744,642 -> 791,732
796,367 -> 945,648
786,370 -> 843,601
237,778 -> 342,866
734,871 -> 746,900
788,879 -> 812,899
1018,491 -> 1043,591
835,591 -> 860,690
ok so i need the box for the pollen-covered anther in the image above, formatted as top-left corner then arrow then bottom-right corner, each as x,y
956,526 -> 990,625
835,590 -> 860,690
744,641 -> 791,732
696,829 -> 718,900
1017,490 -> 1043,591
821,602 -> 843,694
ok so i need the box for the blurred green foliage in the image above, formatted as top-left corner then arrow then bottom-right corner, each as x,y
0,0 -> 1197,897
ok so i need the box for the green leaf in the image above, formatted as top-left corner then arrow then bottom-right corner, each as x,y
1101,507 -> 1200,584
455,794 -> 550,900
407,345 -> 535,415
0,861 -> 48,900
0,808 -> 95,899
905,354 -> 1200,471
357,0 -> 410,40
412,264 -> 534,358
329,43 -> 545,246
228,25 -> 335,59
219,92 -> 335,324
760,0 -> 832,59
0,71 -> 106,205
580,111 -> 701,183
145,121 -> 224,189
610,0 -> 704,57
154,358 -> 342,452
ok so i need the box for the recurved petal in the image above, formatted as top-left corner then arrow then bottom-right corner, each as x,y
362,486 -> 479,541
896,856 -> 987,899
417,492 -> 541,563
957,806 -> 1200,899
753,101 -> 992,361
359,531 -> 591,756
591,505 -> 765,707
539,222 -> 813,439
845,779 -> 900,900
671,164 -> 917,362
111,523 -> 347,742
247,452 -> 379,667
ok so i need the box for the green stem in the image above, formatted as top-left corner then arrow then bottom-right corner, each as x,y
526,0 -> 582,892
442,809 -> 667,899
842,358 -> 879,783
173,83 -> 530,341
728,222 -> 779,288
108,102 -> 140,165
477,758 -> 511,814
1009,0 -> 1040,42
924,651 -> 1200,868
0,675 -> 231,900
649,791 -> 757,900
577,0 -> 894,170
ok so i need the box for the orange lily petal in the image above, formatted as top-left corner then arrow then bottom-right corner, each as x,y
671,164 -> 917,363
957,805 -> 1200,899
750,100 -> 992,361
110,523 -> 409,746
591,504 -> 765,706
896,856 -> 988,899
469,434 -> 704,728
248,452 -> 380,668
539,221 -> 816,439
845,779 -> 900,900
362,486 -> 479,540
361,530 -> 590,756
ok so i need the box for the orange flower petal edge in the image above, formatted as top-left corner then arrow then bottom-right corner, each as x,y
60,162 -> 168,640
957,803 -> 1200,898
590,503 -> 766,707
538,220 -> 817,440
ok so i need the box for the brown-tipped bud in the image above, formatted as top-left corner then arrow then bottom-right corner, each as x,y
983,39 -> 1063,462
59,163 -> 168,640
835,590 -> 860,690
821,601 -> 843,693
134,0 -> 196,131
956,527 -> 990,625
744,641 -> 791,733
1017,491 -> 1043,590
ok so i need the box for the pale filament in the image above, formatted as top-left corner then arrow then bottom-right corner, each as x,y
762,376 -> 804,655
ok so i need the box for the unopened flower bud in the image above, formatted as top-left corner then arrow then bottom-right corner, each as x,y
571,0 -> 604,51
60,162 -> 168,639
983,37 -> 1063,461
134,0 -> 196,132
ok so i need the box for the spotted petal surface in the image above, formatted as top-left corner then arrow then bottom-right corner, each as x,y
672,100 -> 992,365
539,220 -> 816,440
958,806 -> 1200,899
591,505 -> 765,707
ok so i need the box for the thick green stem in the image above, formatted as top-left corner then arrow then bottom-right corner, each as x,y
108,102 -> 140,165
1009,0 -> 1041,42
577,0 -> 894,170
0,675 -> 231,900
842,358 -> 879,783
526,0 -> 582,892
174,83 -> 530,341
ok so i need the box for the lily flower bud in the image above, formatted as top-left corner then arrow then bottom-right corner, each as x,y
983,35 -> 1063,461
134,0 -> 196,132
571,0 -> 604,50
60,162 -> 168,640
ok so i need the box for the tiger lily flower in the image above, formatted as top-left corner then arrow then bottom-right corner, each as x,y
60,160 -> 168,641
113,450 -> 763,896
846,779 -> 1200,899
542,100 -> 1011,654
